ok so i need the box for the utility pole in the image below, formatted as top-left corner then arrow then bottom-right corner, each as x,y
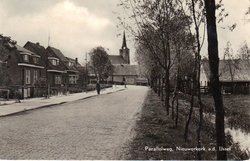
85,52 -> 88,92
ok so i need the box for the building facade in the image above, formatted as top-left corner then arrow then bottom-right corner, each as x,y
7,44 -> 45,98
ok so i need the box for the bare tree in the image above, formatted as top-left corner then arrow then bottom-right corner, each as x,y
223,41 -> 240,94
238,41 -> 250,60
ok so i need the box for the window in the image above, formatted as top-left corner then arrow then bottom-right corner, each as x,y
50,59 -> 59,66
33,57 -> 39,64
68,62 -> 74,67
49,57 -> 59,66
34,70 -> 38,83
23,55 -> 29,62
55,75 -> 62,85
69,75 -> 78,84
25,70 -> 31,84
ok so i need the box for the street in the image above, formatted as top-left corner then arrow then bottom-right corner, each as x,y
0,86 -> 149,160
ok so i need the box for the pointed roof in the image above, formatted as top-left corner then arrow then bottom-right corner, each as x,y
122,31 -> 127,48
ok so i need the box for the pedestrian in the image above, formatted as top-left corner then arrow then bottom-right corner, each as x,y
15,90 -> 21,103
123,77 -> 127,88
96,81 -> 101,95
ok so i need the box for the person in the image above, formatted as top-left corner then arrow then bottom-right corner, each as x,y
96,81 -> 101,95
122,77 -> 127,88
15,90 -> 21,103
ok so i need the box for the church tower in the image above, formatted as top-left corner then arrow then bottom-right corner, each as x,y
119,31 -> 130,64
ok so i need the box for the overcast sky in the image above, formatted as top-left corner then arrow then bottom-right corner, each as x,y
0,0 -> 249,64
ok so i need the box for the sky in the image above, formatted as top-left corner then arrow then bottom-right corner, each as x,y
0,0 -> 249,65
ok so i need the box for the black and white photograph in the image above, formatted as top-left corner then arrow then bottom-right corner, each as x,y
0,0 -> 250,160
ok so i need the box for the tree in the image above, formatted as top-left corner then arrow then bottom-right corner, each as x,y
89,47 -> 114,81
238,41 -> 250,60
204,0 -> 227,159
0,35 -> 14,87
119,0 -> 192,115
223,41 -> 240,94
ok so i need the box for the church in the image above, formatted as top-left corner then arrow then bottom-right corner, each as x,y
107,32 -> 140,85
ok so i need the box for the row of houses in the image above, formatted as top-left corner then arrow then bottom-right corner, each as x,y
0,36 -> 85,99
0,32 -> 148,99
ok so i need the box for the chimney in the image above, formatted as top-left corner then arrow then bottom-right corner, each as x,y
75,58 -> 78,64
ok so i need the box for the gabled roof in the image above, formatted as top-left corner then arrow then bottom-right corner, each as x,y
24,41 -> 47,66
48,46 -> 68,62
108,55 -> 127,64
24,41 -> 46,56
15,44 -> 36,55
46,46 -> 79,73
14,44 -> 45,68
113,64 -> 139,76
65,57 -> 79,73
202,59 -> 250,82
46,46 -> 68,72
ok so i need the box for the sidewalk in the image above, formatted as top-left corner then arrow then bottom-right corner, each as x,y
0,86 -> 126,117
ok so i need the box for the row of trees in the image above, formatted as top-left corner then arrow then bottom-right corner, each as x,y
118,0 -> 227,159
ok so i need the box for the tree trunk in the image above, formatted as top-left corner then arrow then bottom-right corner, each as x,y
175,90 -> 179,127
184,87 -> 194,141
158,76 -> 161,96
171,83 -> 177,120
165,69 -> 170,115
161,76 -> 164,101
191,0 -> 204,158
204,0 -> 227,159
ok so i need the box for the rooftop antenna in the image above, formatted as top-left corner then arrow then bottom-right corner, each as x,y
48,30 -> 51,47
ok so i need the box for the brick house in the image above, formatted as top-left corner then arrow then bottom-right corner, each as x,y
6,44 -> 45,98
45,46 -> 68,95
23,41 -> 47,96
66,57 -> 85,92
46,46 -> 81,94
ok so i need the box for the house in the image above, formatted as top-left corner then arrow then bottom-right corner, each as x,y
46,46 -> 82,94
45,46 -> 68,95
23,41 -> 48,95
200,59 -> 250,94
5,44 -> 45,98
65,57 -> 84,92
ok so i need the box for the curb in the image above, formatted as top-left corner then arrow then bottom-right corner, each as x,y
0,88 -> 126,118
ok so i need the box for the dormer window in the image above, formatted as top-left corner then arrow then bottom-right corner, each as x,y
48,57 -> 59,66
23,55 -> 29,62
33,57 -> 39,64
68,62 -> 74,67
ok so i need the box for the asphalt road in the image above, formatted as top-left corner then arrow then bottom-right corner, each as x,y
0,86 -> 149,160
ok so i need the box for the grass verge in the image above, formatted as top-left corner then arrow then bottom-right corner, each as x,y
121,90 -> 248,160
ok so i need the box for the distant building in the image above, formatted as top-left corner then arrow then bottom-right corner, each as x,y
108,31 -> 130,65
200,59 -> 250,94
107,32 -> 147,85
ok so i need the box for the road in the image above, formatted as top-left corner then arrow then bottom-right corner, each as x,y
0,86 -> 149,160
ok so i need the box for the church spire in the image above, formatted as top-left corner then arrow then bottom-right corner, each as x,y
122,31 -> 127,48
